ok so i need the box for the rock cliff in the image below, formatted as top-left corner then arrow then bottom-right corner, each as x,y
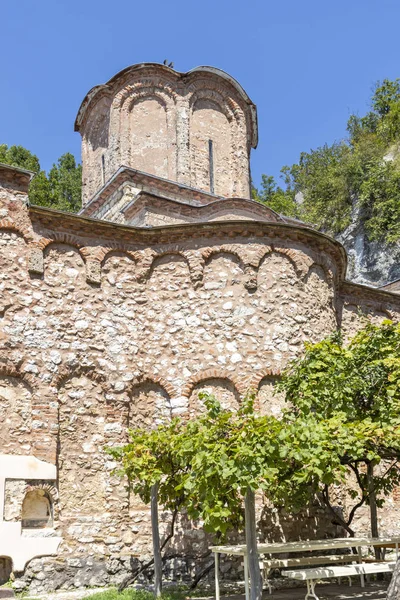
337,198 -> 400,288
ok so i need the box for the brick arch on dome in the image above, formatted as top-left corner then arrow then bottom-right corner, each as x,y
189,87 -> 242,196
202,245 -> 247,267
114,80 -> 178,111
246,245 -> 272,268
200,247 -> 247,289
35,234 -> 84,253
39,240 -> 88,286
189,79 -> 254,160
126,91 -> 172,115
274,246 -> 312,277
189,89 -> 237,125
187,79 -> 244,118
84,99 -> 111,147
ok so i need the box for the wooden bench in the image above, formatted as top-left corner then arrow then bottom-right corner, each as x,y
282,561 -> 396,600
262,554 -> 358,594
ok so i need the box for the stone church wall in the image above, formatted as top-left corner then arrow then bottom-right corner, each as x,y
1,189 -> 400,591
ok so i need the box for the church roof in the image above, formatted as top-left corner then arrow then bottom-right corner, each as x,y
79,166 -> 299,227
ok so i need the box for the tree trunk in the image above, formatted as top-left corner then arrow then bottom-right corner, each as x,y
387,557 -> 400,599
367,462 -> 381,560
245,488 -> 263,600
151,483 -> 162,597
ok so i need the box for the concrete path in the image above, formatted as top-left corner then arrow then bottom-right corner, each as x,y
14,582 -> 390,600
266,582 -> 387,598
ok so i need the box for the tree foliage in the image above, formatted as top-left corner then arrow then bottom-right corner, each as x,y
109,344 -> 400,539
254,78 -> 400,242
252,172 -> 298,218
0,143 -> 81,212
109,393 -> 283,537
108,328 -> 400,595
278,320 -> 400,536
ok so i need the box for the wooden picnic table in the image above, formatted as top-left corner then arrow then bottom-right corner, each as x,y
210,536 -> 400,600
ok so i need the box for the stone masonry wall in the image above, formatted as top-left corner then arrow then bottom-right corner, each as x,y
1,195 -> 400,591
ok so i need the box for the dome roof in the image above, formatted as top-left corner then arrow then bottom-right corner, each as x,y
74,62 -> 258,148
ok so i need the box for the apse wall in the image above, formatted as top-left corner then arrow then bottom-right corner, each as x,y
1,192 -> 400,591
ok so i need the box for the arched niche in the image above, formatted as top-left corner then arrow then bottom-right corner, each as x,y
0,375 -> 32,454
129,382 -> 172,429
82,98 -> 111,202
21,489 -> 53,529
188,377 -> 240,417
127,381 -> 172,533
257,251 -> 298,294
190,98 -> 233,196
203,252 -> 245,290
257,375 -> 286,418
43,243 -> 86,289
147,254 -> 191,297
305,264 -> 334,304
129,97 -> 170,178
101,251 -> 136,295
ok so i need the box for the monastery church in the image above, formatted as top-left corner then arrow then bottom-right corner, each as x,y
1,63 -> 400,593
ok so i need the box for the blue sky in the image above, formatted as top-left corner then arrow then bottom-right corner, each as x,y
2,0 -> 400,189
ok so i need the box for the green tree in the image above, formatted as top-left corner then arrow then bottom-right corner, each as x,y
109,394 -> 286,600
48,153 -> 82,213
108,417 -> 189,594
0,144 -> 40,173
253,172 -> 298,218
372,79 -> 400,117
109,377 -> 400,596
289,143 -> 354,233
278,321 -> 400,540
0,143 -> 82,211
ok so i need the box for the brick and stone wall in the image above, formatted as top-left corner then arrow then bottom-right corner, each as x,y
1,167 -> 400,592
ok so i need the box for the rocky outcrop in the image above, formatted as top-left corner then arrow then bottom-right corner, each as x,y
337,199 -> 400,288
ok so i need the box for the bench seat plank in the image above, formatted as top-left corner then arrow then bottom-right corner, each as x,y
263,554 -> 357,569
283,561 -> 396,580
